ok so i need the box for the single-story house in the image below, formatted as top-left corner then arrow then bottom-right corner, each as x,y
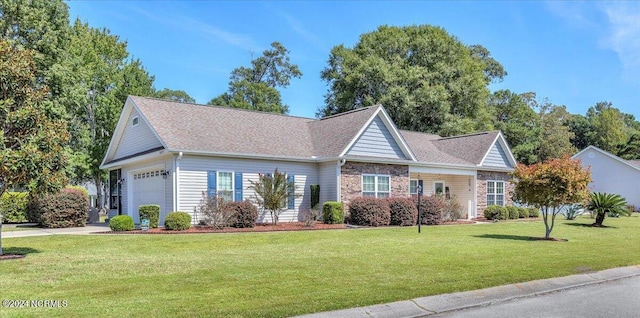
100,96 -> 518,225
572,145 -> 640,208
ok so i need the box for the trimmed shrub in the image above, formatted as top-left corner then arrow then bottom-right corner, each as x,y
322,201 -> 344,224
138,205 -> 160,228
349,197 -> 390,226
310,185 -> 320,209
0,192 -> 29,223
517,207 -> 529,218
388,197 -> 417,226
165,212 -> 191,230
415,195 -> 445,225
483,205 -> 508,220
36,188 -> 89,228
229,200 -> 258,228
528,207 -> 540,218
109,215 -> 134,231
507,206 -> 519,219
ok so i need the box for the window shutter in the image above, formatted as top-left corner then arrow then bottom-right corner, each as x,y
234,172 -> 243,202
418,180 -> 424,195
287,174 -> 295,209
207,171 -> 217,197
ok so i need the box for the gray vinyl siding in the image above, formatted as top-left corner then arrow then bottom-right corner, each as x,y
177,155 -> 318,223
113,108 -> 163,160
482,142 -> 512,168
346,116 -> 406,159
318,162 -> 338,205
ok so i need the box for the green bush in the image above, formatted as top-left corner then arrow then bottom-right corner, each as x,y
322,201 -> 344,224
138,205 -> 160,228
349,197 -> 390,227
165,212 -> 191,230
109,215 -> 134,231
229,200 -> 258,228
507,206 -> 519,219
388,197 -> 417,226
528,207 -> 540,218
415,195 -> 445,225
35,188 -> 88,228
483,205 -> 508,220
65,185 -> 89,198
0,192 -> 29,223
517,207 -> 529,218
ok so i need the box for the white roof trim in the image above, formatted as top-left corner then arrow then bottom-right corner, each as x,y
338,106 -> 417,161
572,145 -> 640,172
478,132 -> 518,168
100,97 -> 169,167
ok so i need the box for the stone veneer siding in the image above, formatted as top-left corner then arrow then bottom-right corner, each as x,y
476,170 -> 514,216
340,162 -> 409,212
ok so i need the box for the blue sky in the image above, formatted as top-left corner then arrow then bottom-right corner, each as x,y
67,1 -> 640,120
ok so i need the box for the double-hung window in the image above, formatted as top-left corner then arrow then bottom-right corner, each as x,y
487,180 -> 505,206
362,175 -> 390,198
409,180 -> 418,195
217,172 -> 234,202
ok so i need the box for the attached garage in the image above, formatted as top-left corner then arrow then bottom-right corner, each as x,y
129,168 -> 166,224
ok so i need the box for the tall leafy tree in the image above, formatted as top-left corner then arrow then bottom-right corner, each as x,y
488,90 -> 541,164
318,25 -> 501,136
512,157 -> 591,239
565,114 -> 592,152
537,101 -> 576,162
585,102 -> 627,153
209,42 -> 302,114
154,88 -> 195,103
0,41 -> 69,254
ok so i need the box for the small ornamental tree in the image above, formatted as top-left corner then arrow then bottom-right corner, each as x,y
248,168 -> 298,225
512,156 -> 591,239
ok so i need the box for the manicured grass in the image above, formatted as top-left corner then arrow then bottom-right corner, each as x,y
1,224 -> 38,232
1,216 -> 640,317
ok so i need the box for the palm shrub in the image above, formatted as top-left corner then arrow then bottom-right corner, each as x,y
561,204 -> 583,220
587,192 -> 629,227
388,197 -> 417,226
165,212 -> 191,230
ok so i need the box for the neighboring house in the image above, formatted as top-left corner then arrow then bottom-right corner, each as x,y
100,96 -> 517,225
572,145 -> 640,208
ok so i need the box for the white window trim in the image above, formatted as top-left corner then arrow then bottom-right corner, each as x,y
486,180 -> 505,206
362,174 -> 391,198
217,171 -> 234,201
409,179 -> 418,195
434,181 -> 445,195
132,116 -> 139,126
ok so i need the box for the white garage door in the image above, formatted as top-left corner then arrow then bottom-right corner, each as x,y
131,168 -> 165,224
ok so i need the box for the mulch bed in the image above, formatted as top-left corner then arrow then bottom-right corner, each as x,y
0,254 -> 26,261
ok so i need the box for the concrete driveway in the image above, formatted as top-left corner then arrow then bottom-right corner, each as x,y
2,223 -> 110,238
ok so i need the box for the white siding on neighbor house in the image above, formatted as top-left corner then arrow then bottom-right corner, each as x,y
576,149 -> 640,208
482,142 -> 512,168
120,158 -> 174,225
346,116 -> 406,159
318,162 -> 338,205
177,155 -> 319,223
113,108 -> 163,160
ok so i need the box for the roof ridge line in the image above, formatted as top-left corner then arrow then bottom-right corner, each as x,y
318,105 -> 380,121
438,130 -> 497,140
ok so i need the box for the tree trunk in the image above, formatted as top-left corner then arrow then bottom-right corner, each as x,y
594,212 -> 606,226
0,214 -> 3,256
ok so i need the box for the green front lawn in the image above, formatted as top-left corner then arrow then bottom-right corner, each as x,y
2,216 -> 639,317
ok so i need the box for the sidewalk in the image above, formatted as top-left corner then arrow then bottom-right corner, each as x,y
2,223 -> 110,238
297,265 -> 640,318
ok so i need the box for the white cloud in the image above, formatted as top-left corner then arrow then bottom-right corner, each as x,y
601,3 -> 640,78
277,10 -> 328,52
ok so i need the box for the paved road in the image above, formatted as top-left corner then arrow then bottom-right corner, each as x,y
434,275 -> 640,318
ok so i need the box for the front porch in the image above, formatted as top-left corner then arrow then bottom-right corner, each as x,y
409,166 -> 477,219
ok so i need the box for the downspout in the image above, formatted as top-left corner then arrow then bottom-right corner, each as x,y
173,152 -> 183,212
337,158 -> 347,202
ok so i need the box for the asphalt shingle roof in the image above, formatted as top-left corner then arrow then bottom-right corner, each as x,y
128,96 -> 504,166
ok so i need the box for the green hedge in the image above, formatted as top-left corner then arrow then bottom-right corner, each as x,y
484,205 -> 508,220
388,197 -> 418,226
138,205 -> 160,228
507,206 -> 519,219
517,207 -> 529,218
322,201 -> 344,224
0,192 -> 29,223
528,207 -> 540,218
349,197 -> 391,227
110,215 -> 134,231
165,212 -> 191,230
